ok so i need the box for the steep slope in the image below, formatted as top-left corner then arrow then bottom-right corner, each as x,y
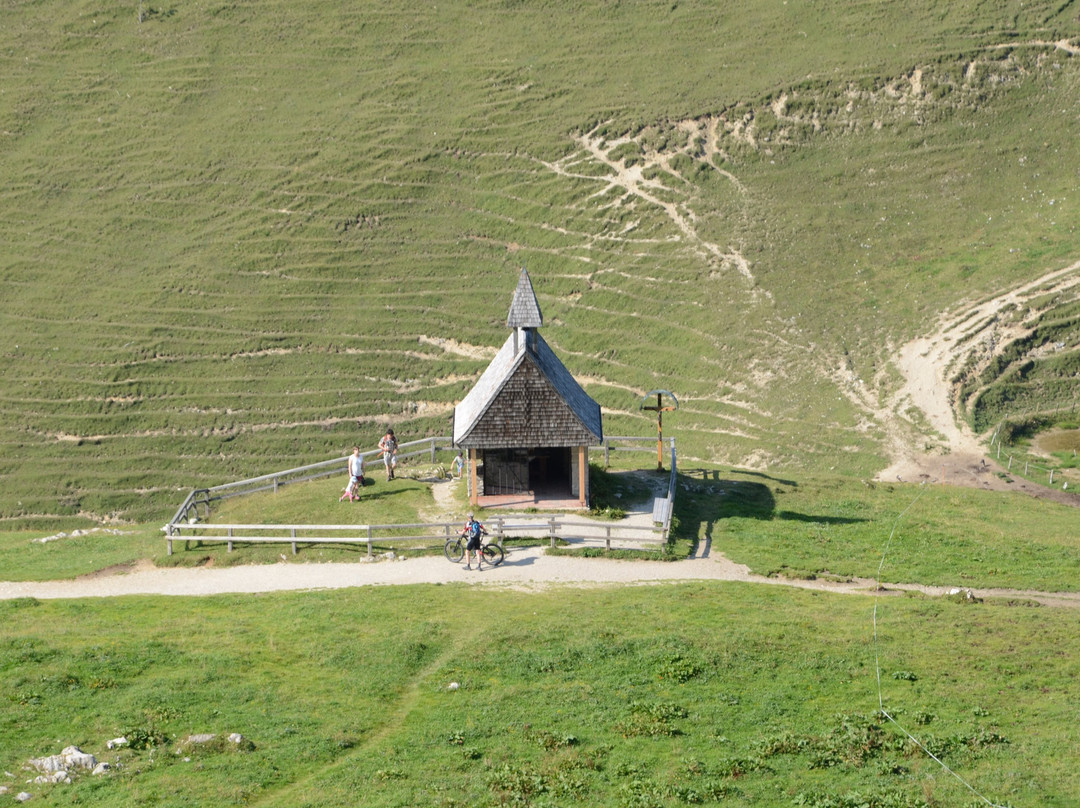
1,1 -> 1079,525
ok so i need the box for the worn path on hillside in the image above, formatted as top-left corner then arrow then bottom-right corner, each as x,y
3,546 -> 1079,608
4,473 -> 1079,604
873,260 -> 1080,507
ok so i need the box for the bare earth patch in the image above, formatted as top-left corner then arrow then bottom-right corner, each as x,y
870,261 -> 1080,508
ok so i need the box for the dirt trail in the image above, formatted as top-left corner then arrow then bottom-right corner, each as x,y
539,124 -> 758,289
4,440 -> 1076,603
872,261 -> 1080,506
3,545 -> 1078,608
3,477 -> 1076,608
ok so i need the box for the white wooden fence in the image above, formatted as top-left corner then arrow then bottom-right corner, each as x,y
166,436 -> 455,528
165,514 -> 667,557
988,427 -> 1072,487
165,436 -> 678,556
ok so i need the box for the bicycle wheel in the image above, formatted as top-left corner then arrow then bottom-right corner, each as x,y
444,538 -> 464,563
482,543 -> 504,567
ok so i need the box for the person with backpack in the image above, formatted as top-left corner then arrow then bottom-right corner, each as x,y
378,428 -> 398,480
462,512 -> 487,571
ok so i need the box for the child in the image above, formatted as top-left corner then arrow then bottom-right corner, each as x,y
339,446 -> 364,501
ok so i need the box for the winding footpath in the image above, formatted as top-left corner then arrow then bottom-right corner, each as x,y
3,547 -> 1079,608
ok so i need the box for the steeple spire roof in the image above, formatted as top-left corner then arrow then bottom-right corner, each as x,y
506,267 -> 543,329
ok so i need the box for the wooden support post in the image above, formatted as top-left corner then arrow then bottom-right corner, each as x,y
657,406 -> 664,471
227,527 -> 234,553
578,445 -> 587,507
605,525 -> 611,551
469,448 -> 479,506
549,516 -> 557,548
366,525 -> 373,560
291,527 -> 297,556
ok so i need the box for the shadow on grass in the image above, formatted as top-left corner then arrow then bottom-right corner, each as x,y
673,468 -> 868,558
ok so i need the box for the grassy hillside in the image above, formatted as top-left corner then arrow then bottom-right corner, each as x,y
4,582 -> 1079,807
2,1 -> 1080,526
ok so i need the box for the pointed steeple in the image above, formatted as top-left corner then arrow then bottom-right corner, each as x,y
506,268 -> 543,329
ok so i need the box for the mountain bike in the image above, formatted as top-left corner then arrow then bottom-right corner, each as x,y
444,526 -> 504,567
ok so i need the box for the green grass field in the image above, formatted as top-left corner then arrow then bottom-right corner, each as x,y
3,3 -> 1080,804
3,582 -> 1078,807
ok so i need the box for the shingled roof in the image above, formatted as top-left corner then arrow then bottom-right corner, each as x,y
453,269 -> 602,449
453,330 -> 602,448
506,268 -> 543,328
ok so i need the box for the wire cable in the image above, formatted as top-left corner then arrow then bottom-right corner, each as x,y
871,481 -> 1007,808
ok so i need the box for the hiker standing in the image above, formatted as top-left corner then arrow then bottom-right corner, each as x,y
339,446 -> 364,501
378,428 -> 398,480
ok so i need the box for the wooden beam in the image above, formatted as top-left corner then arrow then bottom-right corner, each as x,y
578,445 -> 587,507
469,448 -> 479,506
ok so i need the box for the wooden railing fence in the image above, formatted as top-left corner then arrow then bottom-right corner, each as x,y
165,514 -> 667,557
164,435 -> 678,555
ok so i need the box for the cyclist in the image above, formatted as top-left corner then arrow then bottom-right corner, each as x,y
462,512 -> 487,571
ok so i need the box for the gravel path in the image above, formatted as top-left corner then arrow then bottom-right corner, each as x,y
5,480 -> 1077,606
3,547 -> 1079,608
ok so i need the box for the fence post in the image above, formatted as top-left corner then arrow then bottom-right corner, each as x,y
549,516 -> 557,548
430,438 -> 437,463
604,438 -> 610,468
1050,469 -> 1055,485
167,526 -> 174,556
367,526 -> 373,560
606,525 -> 611,551
227,527 -> 234,553
291,528 -> 297,556
273,476 -> 279,493
495,516 -> 504,549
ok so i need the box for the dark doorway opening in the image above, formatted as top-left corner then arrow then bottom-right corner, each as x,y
529,446 -> 570,496
482,447 -> 571,496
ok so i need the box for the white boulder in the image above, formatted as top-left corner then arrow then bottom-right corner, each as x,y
60,747 -> 97,771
